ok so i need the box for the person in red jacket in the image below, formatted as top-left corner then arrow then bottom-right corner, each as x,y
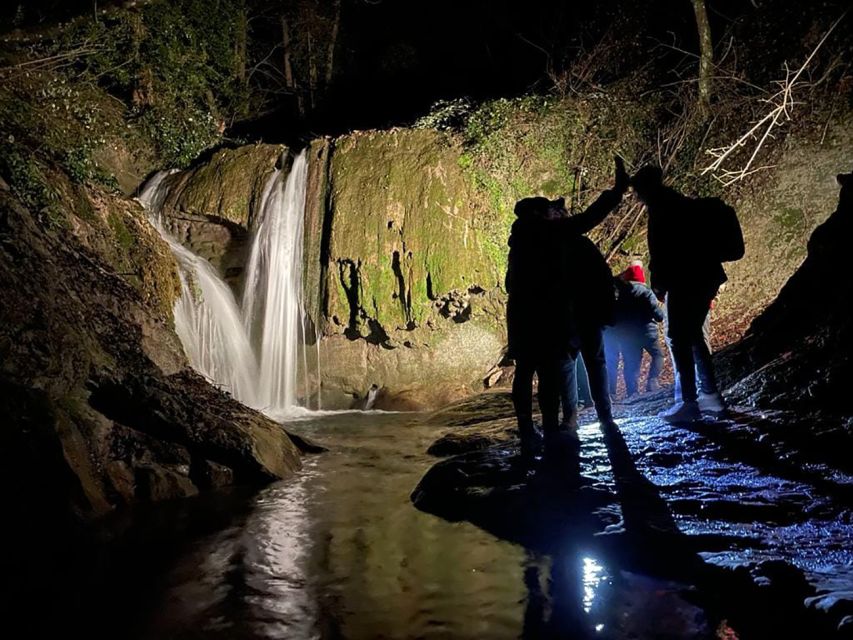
604,261 -> 665,397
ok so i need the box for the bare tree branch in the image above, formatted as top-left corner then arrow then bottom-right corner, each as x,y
701,13 -> 845,186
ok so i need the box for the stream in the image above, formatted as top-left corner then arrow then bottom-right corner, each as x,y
11,410 -> 728,640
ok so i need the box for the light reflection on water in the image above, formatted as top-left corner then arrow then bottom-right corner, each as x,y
582,556 -> 605,613
144,412 -> 530,639
128,411 -> 710,639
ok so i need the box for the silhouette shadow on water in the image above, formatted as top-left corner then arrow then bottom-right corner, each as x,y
411,424 -> 720,637
411,423 -> 706,576
594,421 -> 708,580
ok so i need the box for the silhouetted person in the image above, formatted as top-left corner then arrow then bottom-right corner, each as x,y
668,291 -> 716,407
604,262 -> 665,397
631,166 -> 743,422
507,157 -> 627,456
555,230 -> 619,435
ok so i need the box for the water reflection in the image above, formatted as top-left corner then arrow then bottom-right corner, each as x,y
581,556 -> 604,613
520,548 -> 612,639
18,411 -> 717,639
143,412 -> 530,639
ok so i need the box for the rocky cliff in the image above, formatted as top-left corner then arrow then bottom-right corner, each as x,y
0,163 -> 302,531
720,170 -> 853,416
151,90 -> 851,409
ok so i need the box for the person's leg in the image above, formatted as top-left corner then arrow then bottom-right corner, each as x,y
694,309 -> 717,395
536,358 -> 562,432
603,328 -> 620,396
693,307 -> 727,413
621,334 -> 642,397
644,329 -> 665,392
666,292 -> 700,402
557,355 -> 579,428
512,359 -> 536,434
576,353 -> 593,406
661,288 -> 716,421
664,308 -> 682,402
580,325 -> 614,424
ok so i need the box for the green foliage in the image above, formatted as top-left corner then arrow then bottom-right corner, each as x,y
55,0 -> 250,167
0,72 -> 121,190
139,105 -> 220,168
414,98 -> 474,132
0,144 -> 59,215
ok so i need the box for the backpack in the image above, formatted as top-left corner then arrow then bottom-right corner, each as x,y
699,197 -> 745,263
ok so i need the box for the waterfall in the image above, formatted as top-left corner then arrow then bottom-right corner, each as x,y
138,149 -> 320,416
242,151 -> 318,413
139,171 -> 261,408
170,242 -> 261,408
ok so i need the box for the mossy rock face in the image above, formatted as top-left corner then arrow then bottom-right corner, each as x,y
315,97 -> 657,406
318,286 -> 507,409
163,143 -> 285,228
152,143 -> 285,290
303,138 -> 333,333
326,129 -> 502,334
719,113 -> 853,329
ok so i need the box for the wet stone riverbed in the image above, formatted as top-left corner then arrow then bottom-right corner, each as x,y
6,396 -> 852,639
414,390 -> 853,639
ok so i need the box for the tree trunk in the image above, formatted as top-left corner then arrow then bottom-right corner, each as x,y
691,0 -> 713,116
307,33 -> 317,111
324,0 -> 342,88
280,14 -> 303,117
233,5 -> 248,117
234,9 -> 247,83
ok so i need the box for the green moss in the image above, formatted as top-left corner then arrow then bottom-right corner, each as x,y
775,207 -> 805,230
328,129 -> 502,331
769,207 -> 807,249
0,145 -> 57,213
167,144 -> 284,225
108,210 -> 135,251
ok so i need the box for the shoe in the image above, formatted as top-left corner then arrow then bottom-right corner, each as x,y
657,401 -> 701,423
698,392 -> 726,414
646,378 -> 661,392
519,429 -> 543,461
544,427 -> 580,457
599,417 -> 619,432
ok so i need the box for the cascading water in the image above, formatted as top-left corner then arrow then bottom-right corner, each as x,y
171,243 -> 261,407
139,171 -> 261,408
138,149 -> 320,416
242,151 -> 317,413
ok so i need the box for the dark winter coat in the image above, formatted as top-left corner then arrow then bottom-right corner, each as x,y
613,279 -> 665,339
646,188 -> 728,295
506,189 -> 621,360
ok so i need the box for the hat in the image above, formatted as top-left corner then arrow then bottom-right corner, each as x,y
513,196 -> 550,219
621,261 -> 646,284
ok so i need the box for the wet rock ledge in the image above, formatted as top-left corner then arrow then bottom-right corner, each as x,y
0,178 -> 301,533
